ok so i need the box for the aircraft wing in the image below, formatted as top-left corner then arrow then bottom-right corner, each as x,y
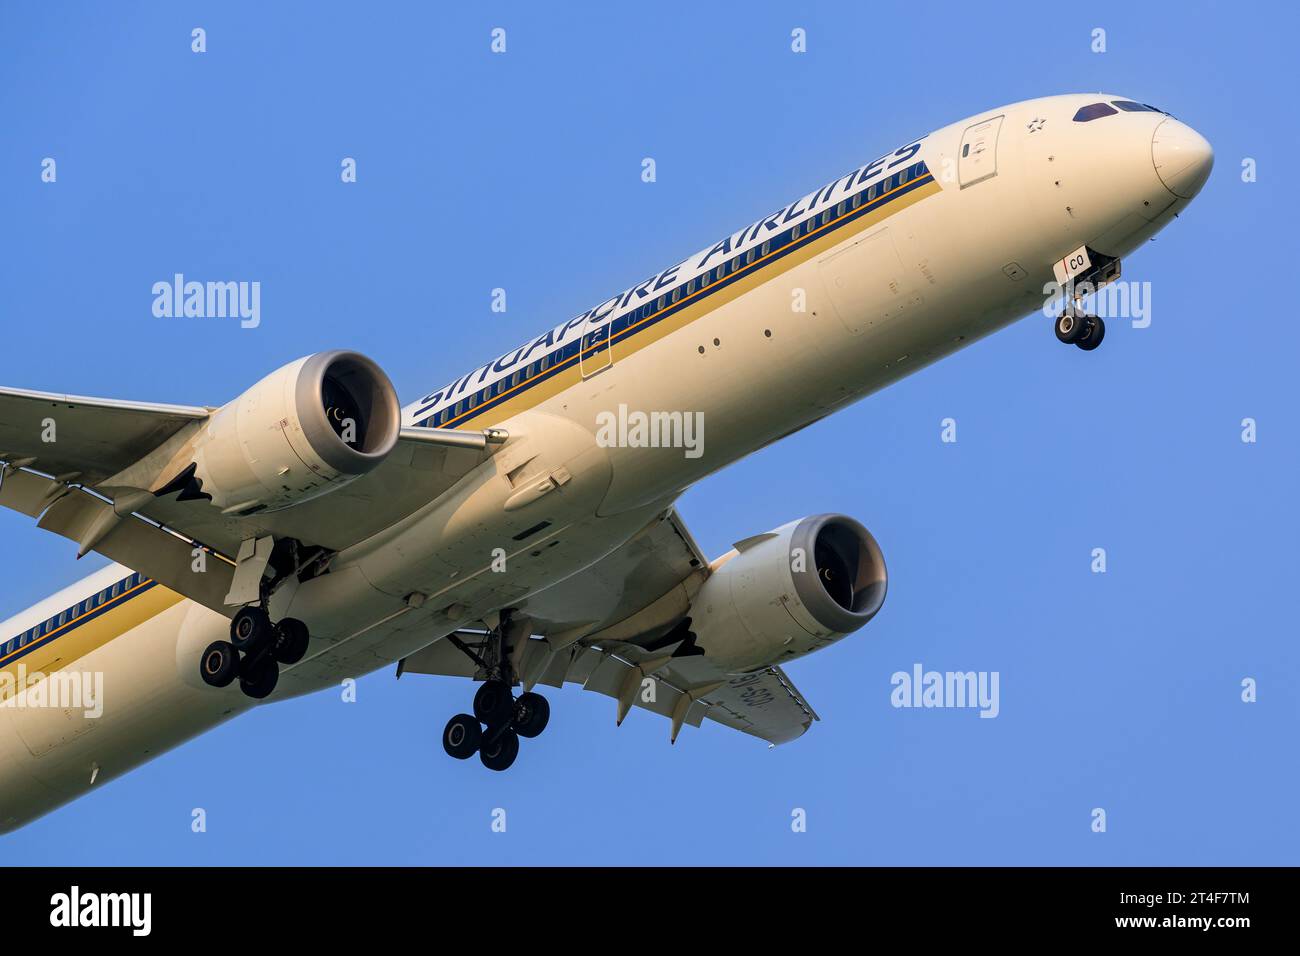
399,509 -> 820,746
0,385 -> 498,614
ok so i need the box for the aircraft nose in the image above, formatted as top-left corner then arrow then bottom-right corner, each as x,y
1152,118 -> 1213,199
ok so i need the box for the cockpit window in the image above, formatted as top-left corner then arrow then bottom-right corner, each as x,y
1112,100 -> 1162,113
1073,102 -> 1119,122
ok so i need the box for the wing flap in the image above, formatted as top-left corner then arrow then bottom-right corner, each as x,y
0,466 -> 70,517
36,489 -> 235,612
563,645 -> 814,744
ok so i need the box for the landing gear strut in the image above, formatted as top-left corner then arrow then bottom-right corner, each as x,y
438,612 -> 549,771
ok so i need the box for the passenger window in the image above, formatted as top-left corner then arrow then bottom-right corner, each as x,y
1073,102 -> 1118,122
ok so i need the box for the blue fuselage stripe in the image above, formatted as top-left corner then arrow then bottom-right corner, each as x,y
412,161 -> 936,429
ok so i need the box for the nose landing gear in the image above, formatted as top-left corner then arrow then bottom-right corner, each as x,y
1052,246 -> 1117,352
1055,311 -> 1106,351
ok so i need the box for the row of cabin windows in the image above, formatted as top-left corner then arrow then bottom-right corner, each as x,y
1,572 -> 143,659
422,162 -> 925,427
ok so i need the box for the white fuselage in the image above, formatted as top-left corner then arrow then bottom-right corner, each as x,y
0,93 -> 1212,833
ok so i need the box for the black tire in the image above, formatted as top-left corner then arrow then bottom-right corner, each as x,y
239,656 -> 279,700
1055,311 -> 1086,344
514,692 -> 550,739
271,617 -> 310,665
479,729 -> 519,772
473,680 -> 514,726
199,641 -> 239,688
1076,315 -> 1106,351
442,714 -> 482,759
230,607 -> 272,653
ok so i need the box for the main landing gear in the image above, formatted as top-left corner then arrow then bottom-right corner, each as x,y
199,606 -> 311,700
442,684 -> 549,771
440,612 -> 549,771
1055,310 -> 1105,351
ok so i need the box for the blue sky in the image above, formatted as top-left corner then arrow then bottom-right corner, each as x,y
1,1 -> 1296,864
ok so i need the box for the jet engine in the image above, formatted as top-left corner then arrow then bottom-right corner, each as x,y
688,513 -> 887,672
187,350 -> 401,515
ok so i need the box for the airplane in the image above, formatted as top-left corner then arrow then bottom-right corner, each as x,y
0,93 -> 1212,833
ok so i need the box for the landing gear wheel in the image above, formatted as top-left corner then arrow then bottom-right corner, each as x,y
230,607 -> 272,653
479,729 -> 519,771
473,680 -> 514,726
442,714 -> 482,759
1076,315 -> 1106,351
1055,311 -> 1086,344
239,655 -> 279,699
199,641 -> 239,688
514,692 -> 550,738
271,618 -> 310,665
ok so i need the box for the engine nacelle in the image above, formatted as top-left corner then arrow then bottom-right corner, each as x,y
689,513 -> 887,672
189,350 -> 401,515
